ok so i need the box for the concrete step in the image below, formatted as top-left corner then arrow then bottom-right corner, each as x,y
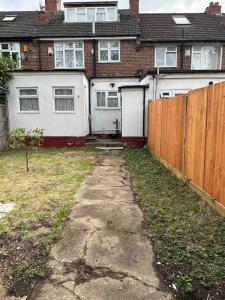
85,141 -> 124,148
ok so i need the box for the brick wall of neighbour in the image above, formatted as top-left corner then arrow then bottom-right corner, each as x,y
20,40 -> 40,70
221,45 -> 225,69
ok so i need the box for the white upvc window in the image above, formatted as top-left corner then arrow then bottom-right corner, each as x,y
0,42 -> 21,67
64,7 -> 117,22
99,41 -> 120,63
155,46 -> 177,67
54,42 -> 84,69
53,87 -> 75,112
96,91 -> 119,109
192,45 -> 221,70
18,88 -> 39,112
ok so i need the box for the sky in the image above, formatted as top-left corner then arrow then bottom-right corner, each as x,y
0,0 -> 224,13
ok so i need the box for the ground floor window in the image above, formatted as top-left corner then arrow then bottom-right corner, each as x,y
54,87 -> 75,112
18,88 -> 39,112
96,91 -> 119,109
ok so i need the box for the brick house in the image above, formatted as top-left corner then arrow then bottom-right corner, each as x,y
1,0 -> 225,146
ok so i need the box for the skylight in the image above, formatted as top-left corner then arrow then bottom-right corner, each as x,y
172,15 -> 191,25
2,15 -> 17,22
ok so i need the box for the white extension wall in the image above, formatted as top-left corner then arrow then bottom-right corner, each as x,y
90,77 -> 139,134
8,71 -> 89,137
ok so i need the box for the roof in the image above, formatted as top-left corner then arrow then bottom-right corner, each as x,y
139,13 -> 225,42
64,1 -> 118,7
0,10 -> 140,39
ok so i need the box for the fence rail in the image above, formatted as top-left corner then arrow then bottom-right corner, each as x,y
148,81 -> 225,212
0,105 -> 9,150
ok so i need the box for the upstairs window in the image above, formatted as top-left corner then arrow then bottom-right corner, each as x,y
0,42 -> 20,67
54,42 -> 84,69
99,41 -> 120,63
155,46 -> 177,67
64,7 -> 117,22
192,45 -> 221,70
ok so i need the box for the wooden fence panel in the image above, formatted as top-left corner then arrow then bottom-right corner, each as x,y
160,96 -> 185,171
185,87 -> 208,189
203,82 -> 225,206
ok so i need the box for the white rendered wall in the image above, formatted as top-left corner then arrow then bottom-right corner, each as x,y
121,89 -> 144,137
8,72 -> 89,137
90,77 -> 139,134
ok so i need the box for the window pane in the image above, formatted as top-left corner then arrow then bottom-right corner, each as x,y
111,50 -> 119,61
192,53 -> 201,70
65,42 -> 74,49
97,92 -> 106,107
76,8 -> 86,22
66,8 -> 75,22
110,41 -> 119,48
156,47 -> 165,66
55,42 -> 63,50
2,52 -> 10,57
87,8 -> 95,21
100,50 -> 108,61
75,42 -> 83,49
96,8 -> 106,21
108,97 -> 118,108
55,89 -> 73,96
65,50 -> 74,68
11,43 -> 20,52
166,52 -> 176,66
75,50 -> 83,67
55,98 -> 74,111
20,98 -> 39,111
108,92 -> 117,97
20,89 -> 37,96
107,8 -> 116,21
56,50 -> 63,68
1,43 -> 9,50
167,46 -> 176,52
99,41 -> 108,49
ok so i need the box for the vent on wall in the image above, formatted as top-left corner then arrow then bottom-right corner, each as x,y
160,92 -> 172,99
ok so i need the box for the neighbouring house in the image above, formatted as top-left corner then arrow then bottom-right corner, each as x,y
1,0 -> 225,147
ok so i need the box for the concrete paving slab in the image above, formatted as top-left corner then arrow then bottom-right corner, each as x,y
79,187 -> 134,202
30,283 -> 78,300
85,229 -> 159,287
69,201 -> 143,232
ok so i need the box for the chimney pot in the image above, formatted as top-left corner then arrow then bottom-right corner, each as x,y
205,1 -> 221,14
129,0 -> 139,17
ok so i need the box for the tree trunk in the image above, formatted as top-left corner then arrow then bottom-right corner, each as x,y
25,150 -> 29,172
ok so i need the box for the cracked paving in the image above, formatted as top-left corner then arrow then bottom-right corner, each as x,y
29,153 -> 172,300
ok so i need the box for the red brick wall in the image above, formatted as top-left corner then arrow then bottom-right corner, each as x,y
19,40 -> 225,74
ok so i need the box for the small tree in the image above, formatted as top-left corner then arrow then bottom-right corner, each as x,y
10,128 -> 44,172
0,56 -> 16,104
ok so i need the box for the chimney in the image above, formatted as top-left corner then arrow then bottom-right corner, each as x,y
129,0 -> 139,17
45,0 -> 61,13
37,10 -> 48,25
205,2 -> 222,15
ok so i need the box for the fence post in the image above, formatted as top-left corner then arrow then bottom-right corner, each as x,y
182,94 -> 188,176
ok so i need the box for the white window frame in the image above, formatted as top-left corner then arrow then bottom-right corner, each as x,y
98,41 -> 120,63
17,87 -> 39,113
155,46 -> 177,68
53,87 -> 75,113
0,42 -> 21,68
64,7 -> 117,23
54,42 -> 84,69
96,91 -> 120,110
191,45 -> 222,70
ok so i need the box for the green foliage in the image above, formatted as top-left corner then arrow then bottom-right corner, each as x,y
124,149 -> 225,299
10,128 -> 44,172
0,56 -> 16,104
11,262 -> 41,280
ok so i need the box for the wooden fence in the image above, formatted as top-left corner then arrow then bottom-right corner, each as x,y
0,105 -> 9,150
148,81 -> 225,213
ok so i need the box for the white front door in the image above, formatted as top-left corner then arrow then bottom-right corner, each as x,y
91,90 -> 121,134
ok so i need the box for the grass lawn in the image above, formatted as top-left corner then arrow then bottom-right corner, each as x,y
0,148 -> 95,296
124,149 -> 225,300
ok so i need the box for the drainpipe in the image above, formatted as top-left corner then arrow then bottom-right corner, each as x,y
88,79 -> 92,135
143,87 -> 146,137
93,40 -> 97,77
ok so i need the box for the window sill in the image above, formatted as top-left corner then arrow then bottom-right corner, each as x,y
155,66 -> 178,68
95,107 -> 121,110
53,111 -> 76,114
18,111 -> 40,114
98,61 -> 121,64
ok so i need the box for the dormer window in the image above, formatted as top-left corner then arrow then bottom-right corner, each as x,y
64,3 -> 118,23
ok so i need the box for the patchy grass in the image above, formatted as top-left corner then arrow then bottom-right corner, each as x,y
0,148 -> 95,296
124,149 -> 225,300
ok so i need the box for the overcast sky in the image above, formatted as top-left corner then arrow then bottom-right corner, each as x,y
0,0 -> 223,13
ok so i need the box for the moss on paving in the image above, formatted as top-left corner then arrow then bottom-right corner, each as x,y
124,149 -> 225,300
0,148 -> 95,296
